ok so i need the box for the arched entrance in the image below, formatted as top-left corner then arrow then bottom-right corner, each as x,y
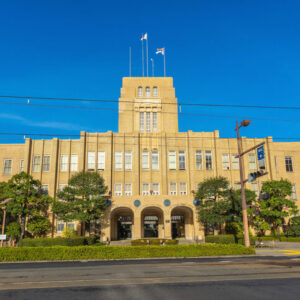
141,207 -> 164,238
171,206 -> 194,239
110,207 -> 134,241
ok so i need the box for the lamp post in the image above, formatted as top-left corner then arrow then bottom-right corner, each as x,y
236,120 -> 251,247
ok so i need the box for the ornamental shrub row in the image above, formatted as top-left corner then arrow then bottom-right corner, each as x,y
205,234 -> 255,245
22,236 -> 99,247
131,239 -> 178,246
0,244 -> 255,262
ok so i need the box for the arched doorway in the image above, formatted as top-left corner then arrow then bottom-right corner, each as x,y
110,207 -> 134,241
171,206 -> 194,239
141,207 -> 164,238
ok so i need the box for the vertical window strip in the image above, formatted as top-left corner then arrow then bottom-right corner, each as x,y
285,156 -> 293,172
179,151 -> 186,170
42,155 -> 50,172
19,159 -> 24,172
142,183 -> 150,195
153,87 -> 158,97
98,152 -> 105,170
125,151 -> 132,170
140,112 -> 144,132
124,183 -> 132,195
138,86 -> 143,98
60,155 -> 69,172
114,183 -> 122,196
87,152 -> 95,170
70,154 -> 78,172
115,152 -> 123,170
222,154 -> 230,170
142,151 -> 149,169
195,150 -> 203,170
249,153 -> 256,170
32,156 -> 40,172
169,151 -> 176,170
146,112 -> 151,132
152,112 -> 157,132
145,87 -> 150,97
205,151 -> 212,170
179,182 -> 187,195
152,150 -> 159,170
152,183 -> 160,195
232,154 -> 240,170
170,182 -> 177,195
3,159 -> 12,175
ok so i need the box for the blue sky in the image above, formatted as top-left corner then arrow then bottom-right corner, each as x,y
0,0 -> 300,142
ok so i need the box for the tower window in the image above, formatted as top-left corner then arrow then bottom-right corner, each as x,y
146,112 -> 151,132
153,87 -> 158,97
152,112 -> 157,132
138,86 -> 143,98
145,87 -> 150,98
140,112 -> 144,132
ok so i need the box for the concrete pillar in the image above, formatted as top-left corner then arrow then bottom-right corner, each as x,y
164,211 -> 172,239
133,212 -> 142,239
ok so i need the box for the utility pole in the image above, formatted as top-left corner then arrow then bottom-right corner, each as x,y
0,198 -> 12,247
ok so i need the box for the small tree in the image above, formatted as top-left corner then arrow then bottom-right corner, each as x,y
6,222 -> 21,244
258,179 -> 298,236
286,216 -> 300,237
52,171 -> 108,236
27,215 -> 51,237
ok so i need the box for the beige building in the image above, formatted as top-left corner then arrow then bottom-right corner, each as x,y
0,77 -> 299,241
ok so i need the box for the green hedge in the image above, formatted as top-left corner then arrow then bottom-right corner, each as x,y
131,239 -> 178,246
205,235 -> 255,246
0,244 -> 255,261
278,236 -> 300,242
253,236 -> 300,242
22,236 -> 99,247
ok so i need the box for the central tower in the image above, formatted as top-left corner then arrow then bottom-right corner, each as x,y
118,77 -> 178,133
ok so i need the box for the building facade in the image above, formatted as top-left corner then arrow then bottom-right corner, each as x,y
0,77 -> 299,241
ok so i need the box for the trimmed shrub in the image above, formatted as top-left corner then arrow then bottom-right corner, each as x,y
0,244 -> 255,262
131,239 -> 178,246
279,236 -> 300,242
205,235 -> 235,244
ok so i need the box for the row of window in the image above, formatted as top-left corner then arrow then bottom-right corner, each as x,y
140,112 -> 157,132
138,86 -> 158,98
2,154 -> 295,174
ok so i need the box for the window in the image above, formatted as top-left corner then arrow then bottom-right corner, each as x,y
114,183 -> 122,196
19,159 -> 24,172
195,151 -> 203,170
234,183 -> 241,190
60,155 -> 68,172
115,152 -> 122,170
58,184 -> 67,193
124,183 -> 132,196
152,183 -> 160,195
3,159 -> 12,175
179,182 -> 187,195
140,112 -> 144,132
57,221 -> 65,233
87,152 -> 95,170
125,151 -> 132,170
251,182 -> 259,197
142,151 -> 149,169
152,150 -> 159,170
67,222 -> 75,230
179,151 -> 186,170
42,155 -> 50,172
98,152 -> 105,170
146,112 -> 151,132
274,156 -> 278,172
222,154 -> 230,170
142,183 -> 150,195
285,157 -> 293,172
70,154 -> 78,172
32,156 -> 40,172
41,184 -> 49,195
153,86 -> 158,97
170,182 -> 177,195
145,87 -> 150,97
232,154 -> 240,170
138,86 -> 143,98
152,112 -> 157,132
249,153 -> 256,170
291,184 -> 297,201
205,151 -> 212,170
168,151 -> 176,170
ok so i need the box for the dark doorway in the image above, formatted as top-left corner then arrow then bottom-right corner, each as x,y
117,216 -> 132,240
144,216 -> 158,238
171,215 -> 185,239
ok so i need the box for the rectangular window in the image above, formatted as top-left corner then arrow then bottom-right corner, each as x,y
205,151 -> 212,170
249,153 -> 256,170
87,152 -> 95,170
152,150 -> 159,170
146,112 -> 151,132
145,87 -> 150,97
179,151 -> 186,170
152,183 -> 160,195
142,183 -> 150,195
179,182 -> 187,195
140,112 -> 144,132
58,184 -> 67,193
3,159 -> 12,175
114,183 -> 122,196
195,150 -> 203,170
115,152 -> 123,170
222,154 -> 230,170
285,157 -> 293,172
125,151 -> 132,170
142,151 -> 149,169
57,221 -> 65,233
98,151 -> 105,170
41,184 -> 49,195
153,87 -> 158,97
32,156 -> 40,172
251,182 -> 259,197
152,112 -> 157,132
291,184 -> 297,201
70,154 -> 78,172
170,182 -> 177,195
67,222 -> 75,230
42,155 -> 50,172
19,159 -> 24,172
168,151 -> 176,170
232,154 -> 240,170
138,87 -> 143,98
60,155 -> 68,172
274,156 -> 278,172
124,183 -> 132,196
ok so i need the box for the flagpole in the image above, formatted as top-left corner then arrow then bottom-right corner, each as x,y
129,47 -> 131,77
151,58 -> 154,77
164,49 -> 166,77
142,39 -> 144,77
146,36 -> 148,77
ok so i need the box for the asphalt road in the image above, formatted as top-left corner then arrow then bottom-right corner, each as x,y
0,256 -> 299,300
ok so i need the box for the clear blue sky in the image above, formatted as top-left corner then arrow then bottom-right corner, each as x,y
0,0 -> 300,142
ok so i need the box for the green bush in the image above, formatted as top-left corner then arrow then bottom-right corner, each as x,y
22,236 -> 99,247
0,244 -> 255,261
131,239 -> 178,246
205,234 -> 235,244
279,236 -> 300,242
286,216 -> 300,237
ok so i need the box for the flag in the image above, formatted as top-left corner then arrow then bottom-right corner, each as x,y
156,48 -> 165,55
141,33 -> 147,40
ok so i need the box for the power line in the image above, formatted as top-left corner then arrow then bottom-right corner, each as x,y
1,101 -> 300,123
1,95 -> 300,110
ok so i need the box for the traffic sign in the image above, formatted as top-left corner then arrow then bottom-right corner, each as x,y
257,146 -> 266,170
